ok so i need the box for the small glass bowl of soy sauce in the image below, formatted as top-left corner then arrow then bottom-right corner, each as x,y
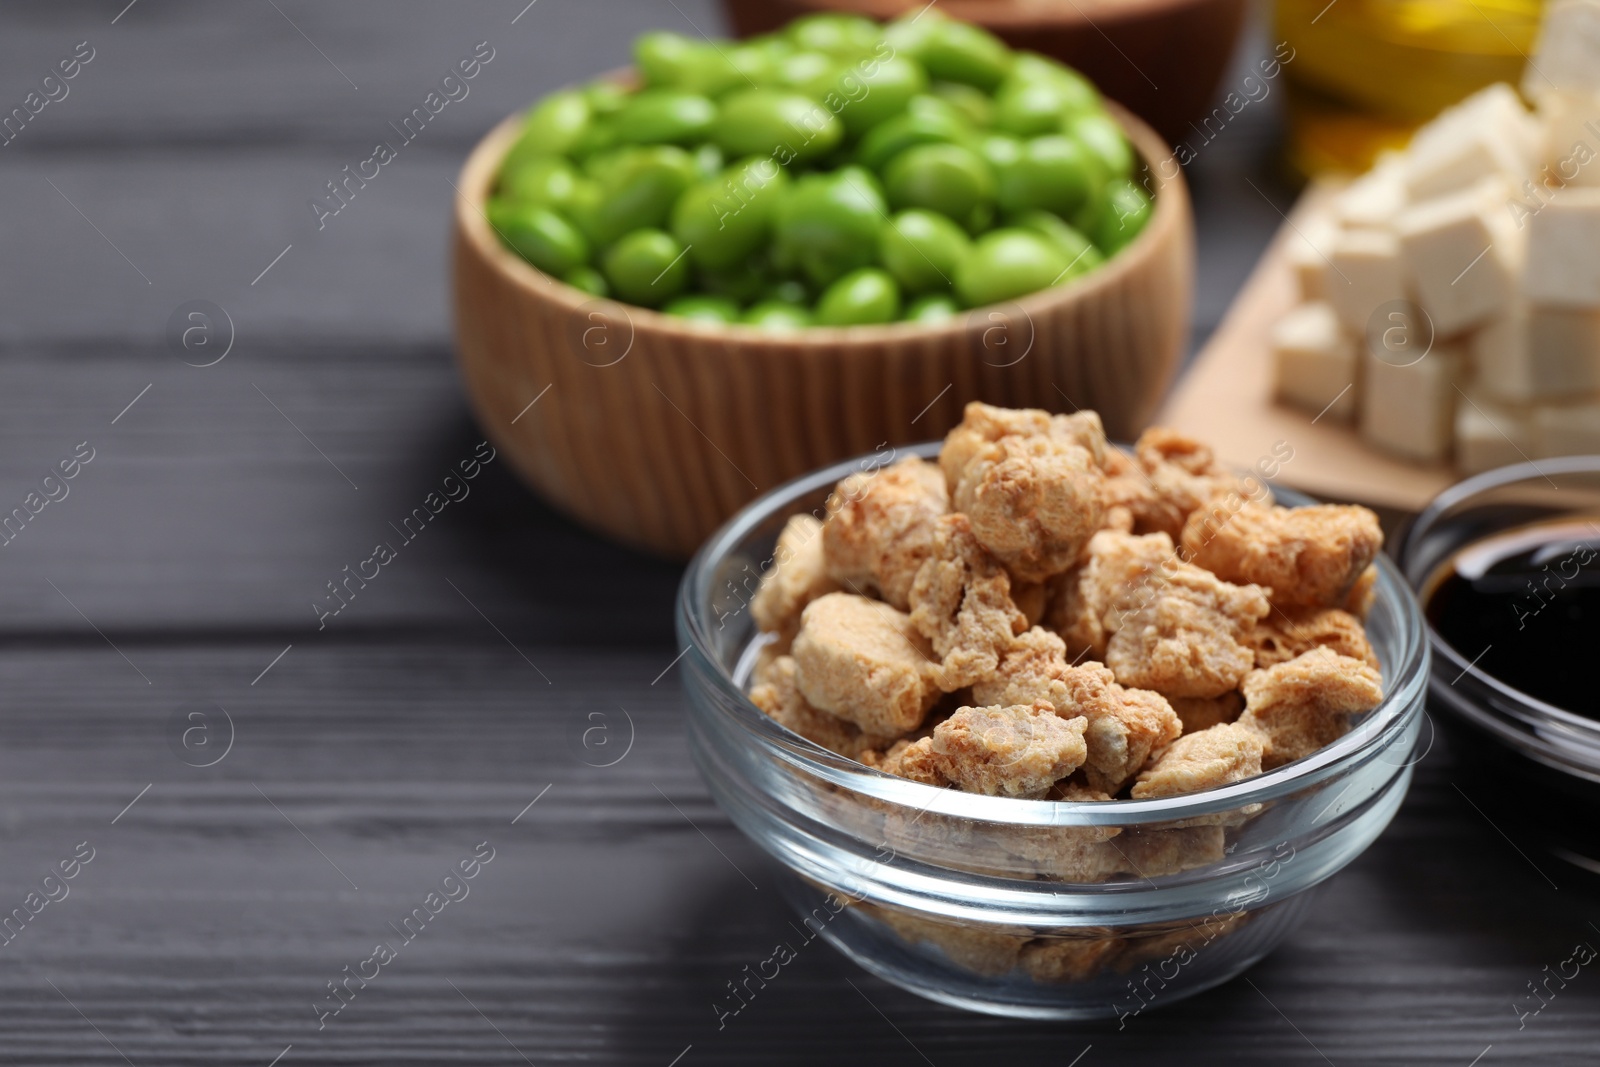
1400,457 -> 1600,874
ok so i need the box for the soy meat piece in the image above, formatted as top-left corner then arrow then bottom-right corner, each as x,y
938,401 -> 1110,492
972,627 -> 1182,795
869,906 -> 1028,976
1239,648 -> 1384,768
930,701 -> 1089,798
1106,825 -> 1228,879
1102,428 -> 1248,540
749,655 -> 893,759
751,514 -> 840,643
863,736 -> 948,787
1046,529 -> 1175,661
1131,723 -> 1266,799
791,593 -> 942,736
950,433 -> 1107,582
1181,500 -> 1384,610
1102,565 -> 1270,699
907,514 -> 1029,689
1021,935 -> 1124,983
821,457 -> 948,610
1167,692 -> 1244,733
1248,606 -> 1380,670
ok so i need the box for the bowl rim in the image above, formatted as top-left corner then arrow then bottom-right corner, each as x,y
1400,455 -> 1600,746
453,85 -> 1188,345
677,440 -> 1429,827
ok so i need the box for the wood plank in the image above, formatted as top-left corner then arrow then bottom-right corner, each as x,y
0,643 -> 1594,1064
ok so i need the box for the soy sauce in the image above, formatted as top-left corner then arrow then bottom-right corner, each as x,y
1423,517 -> 1600,714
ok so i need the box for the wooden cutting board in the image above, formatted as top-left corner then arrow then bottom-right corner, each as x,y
1157,182 -> 1458,512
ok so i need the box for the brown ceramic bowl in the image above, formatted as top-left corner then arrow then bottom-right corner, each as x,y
719,0 -> 1249,145
451,100 -> 1193,558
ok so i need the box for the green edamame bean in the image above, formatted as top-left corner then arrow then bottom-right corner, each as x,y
583,81 -> 630,117
815,267 -> 901,326
634,32 -> 742,97
912,20 -> 1011,91
1092,179 -> 1153,255
883,143 -> 994,230
971,132 -> 1024,172
611,90 -> 717,146
856,104 -> 970,172
1008,210 -> 1104,278
879,209 -> 970,295
742,300 -> 812,331
775,52 -> 839,100
716,90 -> 842,164
992,78 -> 1088,138
955,229 -> 1070,307
765,278 -> 810,305
592,145 -> 698,241
563,265 -> 610,297
1066,112 -> 1134,181
930,81 -> 993,128
775,170 -> 888,287
602,229 -> 690,307
500,157 -> 582,211
663,294 -> 742,323
671,156 -> 789,270
501,90 -> 591,171
728,43 -> 783,88
994,134 -> 1100,218
787,13 -> 883,58
692,142 -> 724,182
697,260 -> 771,304
1012,53 -> 1100,112
487,199 -> 590,276
561,178 -> 609,248
834,55 -> 928,138
904,293 -> 960,323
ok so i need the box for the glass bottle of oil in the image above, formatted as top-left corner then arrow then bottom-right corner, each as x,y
1275,0 -> 1544,177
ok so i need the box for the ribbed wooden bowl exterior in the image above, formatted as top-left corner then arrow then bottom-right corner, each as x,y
451,100 -> 1193,558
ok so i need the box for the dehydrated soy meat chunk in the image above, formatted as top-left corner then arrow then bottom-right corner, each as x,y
907,514 -> 1029,689
1239,648 -> 1384,768
1181,499 -> 1383,610
792,593 -> 942,736
752,514 -> 840,643
930,701 -> 1088,798
822,457 -> 948,610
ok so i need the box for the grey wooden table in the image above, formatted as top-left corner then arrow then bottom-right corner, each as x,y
2,2 -> 1596,1064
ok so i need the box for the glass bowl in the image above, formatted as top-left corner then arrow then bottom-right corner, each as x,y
1399,457 -> 1600,876
677,442 -> 1429,1019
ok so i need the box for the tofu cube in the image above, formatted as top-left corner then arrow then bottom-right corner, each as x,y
1360,341 -> 1464,463
1397,180 -> 1522,336
1537,90 -> 1600,188
1524,187 -> 1600,307
1286,213 -> 1340,303
1404,85 -> 1535,199
1333,157 -> 1408,229
1325,228 -> 1405,335
1455,393 -> 1535,474
1533,401 -> 1600,456
1526,4 -> 1600,102
1471,301 -> 1600,402
1271,301 -> 1359,422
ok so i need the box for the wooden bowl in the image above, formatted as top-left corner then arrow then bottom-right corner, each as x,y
719,0 -> 1249,145
451,101 -> 1193,559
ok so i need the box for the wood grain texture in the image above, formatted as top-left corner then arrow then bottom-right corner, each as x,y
454,103 -> 1193,557
2,2 -> 1596,1063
